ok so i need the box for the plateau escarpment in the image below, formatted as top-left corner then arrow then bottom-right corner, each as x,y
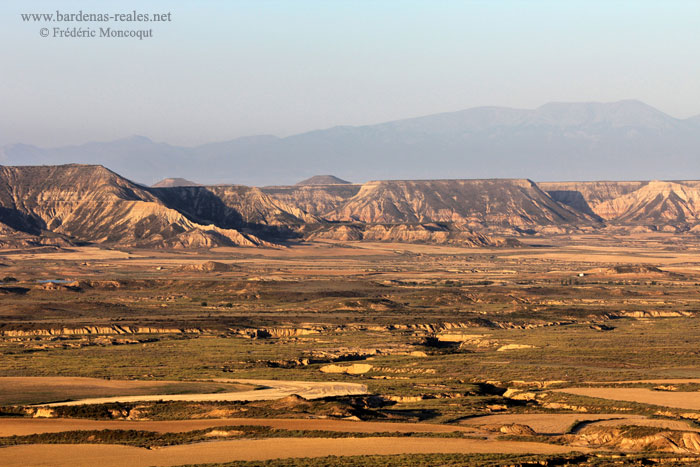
3,164 -> 700,248
323,179 -> 601,229
543,180 -> 700,229
261,184 -> 361,218
152,184 -> 318,241
0,165 -> 280,248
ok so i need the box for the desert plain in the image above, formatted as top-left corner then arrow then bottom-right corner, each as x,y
3,232 -> 700,466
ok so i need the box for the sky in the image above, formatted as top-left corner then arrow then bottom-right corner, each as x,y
1,0 -> 699,147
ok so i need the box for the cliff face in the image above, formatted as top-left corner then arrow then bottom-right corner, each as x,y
543,180 -> 700,227
323,179 -> 600,228
153,185 -> 317,231
261,185 -> 361,218
3,164 -> 700,248
594,181 -> 700,224
0,164 -> 171,244
541,181 -> 645,210
206,186 -> 319,226
0,165 -> 272,247
0,164 -> 151,236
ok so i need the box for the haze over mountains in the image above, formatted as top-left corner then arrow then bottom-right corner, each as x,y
2,100 -> 700,186
3,164 -> 700,249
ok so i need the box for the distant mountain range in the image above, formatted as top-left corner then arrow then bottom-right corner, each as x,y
3,164 -> 700,250
2,100 -> 699,186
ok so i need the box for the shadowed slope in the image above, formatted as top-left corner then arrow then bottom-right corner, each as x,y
0,165 -> 269,247
543,180 -> 700,226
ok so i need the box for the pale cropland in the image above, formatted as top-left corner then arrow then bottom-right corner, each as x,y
0,437 -> 585,467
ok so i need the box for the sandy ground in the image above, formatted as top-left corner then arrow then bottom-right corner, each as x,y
556,387 -> 700,410
0,437 -> 583,467
460,413 -> 646,434
42,379 -> 368,406
0,417 -> 476,437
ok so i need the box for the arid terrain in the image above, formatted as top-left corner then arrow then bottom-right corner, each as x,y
4,166 -> 700,465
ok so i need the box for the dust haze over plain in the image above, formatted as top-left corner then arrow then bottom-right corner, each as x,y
1,1 -> 699,185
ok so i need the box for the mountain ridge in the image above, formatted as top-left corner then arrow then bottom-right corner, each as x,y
3,100 -> 700,185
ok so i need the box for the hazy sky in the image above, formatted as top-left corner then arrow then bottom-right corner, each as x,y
1,0 -> 699,147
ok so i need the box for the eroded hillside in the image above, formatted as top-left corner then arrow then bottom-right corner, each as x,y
544,180 -> 700,229
322,179 -> 600,229
3,165 -> 700,248
0,165 -> 272,248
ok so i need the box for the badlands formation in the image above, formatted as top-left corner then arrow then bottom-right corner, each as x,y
4,164 -> 700,465
3,164 -> 700,250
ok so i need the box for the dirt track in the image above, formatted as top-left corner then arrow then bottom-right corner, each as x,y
0,417 -> 475,437
41,379 -> 368,406
0,437 -> 583,466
